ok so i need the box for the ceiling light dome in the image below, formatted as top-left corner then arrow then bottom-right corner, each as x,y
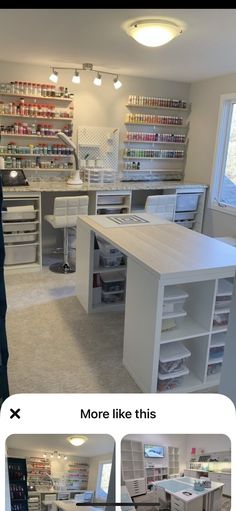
67,436 -> 88,446
125,17 -> 184,47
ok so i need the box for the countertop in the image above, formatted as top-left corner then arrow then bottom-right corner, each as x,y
78,212 -> 236,280
2,179 -> 208,193
157,478 -> 223,503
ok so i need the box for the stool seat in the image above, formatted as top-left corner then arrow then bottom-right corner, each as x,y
44,195 -> 89,273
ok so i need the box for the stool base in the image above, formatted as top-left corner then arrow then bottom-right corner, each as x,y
49,262 -> 75,274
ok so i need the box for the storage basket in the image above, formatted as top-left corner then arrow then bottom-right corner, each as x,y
3,221 -> 38,233
97,237 -> 121,257
207,362 -> 222,375
159,342 -> 191,375
4,232 -> 37,243
2,205 -> 36,221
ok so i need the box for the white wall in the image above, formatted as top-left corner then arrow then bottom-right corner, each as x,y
87,451 -> 113,493
122,434 -> 187,475
0,60 -> 190,151
186,72 -> 236,237
185,434 -> 231,460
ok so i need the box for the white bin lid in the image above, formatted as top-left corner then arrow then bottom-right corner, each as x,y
100,271 -> 125,283
158,366 -> 189,380
159,342 -> 191,363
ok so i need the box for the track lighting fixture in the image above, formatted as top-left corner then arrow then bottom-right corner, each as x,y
49,63 -> 122,89
93,72 -> 102,87
72,70 -> 80,84
113,76 -> 122,89
49,69 -> 58,83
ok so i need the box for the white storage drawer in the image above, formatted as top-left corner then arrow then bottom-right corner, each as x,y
175,211 -> 196,220
3,221 -> 38,233
2,205 -> 37,221
175,193 -> 200,212
5,244 -> 37,265
124,478 -> 146,497
4,232 -> 37,243
171,495 -> 185,511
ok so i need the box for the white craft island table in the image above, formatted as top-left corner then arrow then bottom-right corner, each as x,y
51,503 -> 104,511
76,213 -> 236,396
154,476 -> 224,511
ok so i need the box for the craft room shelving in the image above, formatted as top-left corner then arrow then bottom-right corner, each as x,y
122,95 -> 190,181
0,81 -> 74,173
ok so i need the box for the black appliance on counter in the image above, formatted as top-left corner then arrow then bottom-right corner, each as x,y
0,169 -> 29,186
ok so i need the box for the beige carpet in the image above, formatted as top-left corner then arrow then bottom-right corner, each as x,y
5,266 -> 140,394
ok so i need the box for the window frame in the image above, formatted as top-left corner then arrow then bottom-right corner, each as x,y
96,460 -> 112,500
210,92 -> 236,216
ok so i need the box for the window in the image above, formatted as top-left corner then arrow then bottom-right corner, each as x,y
96,461 -> 112,500
210,93 -> 236,215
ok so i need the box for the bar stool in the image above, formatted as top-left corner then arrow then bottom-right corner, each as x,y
145,194 -> 176,221
44,195 -> 89,274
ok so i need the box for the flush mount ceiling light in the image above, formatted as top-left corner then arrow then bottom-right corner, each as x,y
67,435 -> 88,447
49,63 -> 122,89
124,17 -> 184,47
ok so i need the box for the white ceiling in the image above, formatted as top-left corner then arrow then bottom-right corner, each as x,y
0,9 -> 236,82
6,434 -> 114,457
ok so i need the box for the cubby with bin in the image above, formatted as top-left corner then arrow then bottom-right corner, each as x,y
121,439 -> 146,496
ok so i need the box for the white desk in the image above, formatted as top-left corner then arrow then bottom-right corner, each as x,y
76,213 -> 236,395
155,477 -> 223,511
52,503 -> 104,511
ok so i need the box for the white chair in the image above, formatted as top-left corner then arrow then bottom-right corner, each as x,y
45,195 -> 89,273
144,194 -> 176,221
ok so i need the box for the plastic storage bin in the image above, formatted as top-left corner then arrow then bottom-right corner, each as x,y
207,362 -> 222,376
215,295 -> 232,309
209,346 -> 224,360
101,290 -> 125,303
175,211 -> 196,220
2,205 -> 36,221
100,253 -> 123,268
162,298 -> 186,316
175,193 -> 200,212
159,342 -> 191,375
213,312 -> 229,327
5,244 -> 37,265
97,237 -> 122,256
100,271 -> 125,292
3,221 -> 38,233
4,232 -> 37,243
157,367 -> 189,392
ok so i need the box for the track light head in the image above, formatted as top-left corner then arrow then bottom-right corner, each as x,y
93,72 -> 102,87
49,69 -> 58,83
113,76 -> 122,89
72,70 -> 80,84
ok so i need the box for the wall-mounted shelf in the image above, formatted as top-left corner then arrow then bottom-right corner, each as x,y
0,92 -> 72,102
126,104 -> 189,111
0,133 -> 60,139
0,113 -> 72,121
125,122 -> 186,127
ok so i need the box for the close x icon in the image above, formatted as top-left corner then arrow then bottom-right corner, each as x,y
10,408 -> 21,419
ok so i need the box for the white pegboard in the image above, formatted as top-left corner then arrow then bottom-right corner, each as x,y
77,125 -> 119,171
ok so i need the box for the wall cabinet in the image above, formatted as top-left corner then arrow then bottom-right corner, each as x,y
0,81 -> 74,175
2,192 -> 42,272
122,95 -> 190,181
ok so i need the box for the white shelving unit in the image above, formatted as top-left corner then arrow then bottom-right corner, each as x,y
168,447 -> 180,478
145,465 -> 168,485
89,190 -> 132,215
2,192 -> 42,272
28,491 -> 41,511
121,439 -> 146,497
76,214 -> 236,394
122,95 -> 190,181
0,82 -> 74,175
